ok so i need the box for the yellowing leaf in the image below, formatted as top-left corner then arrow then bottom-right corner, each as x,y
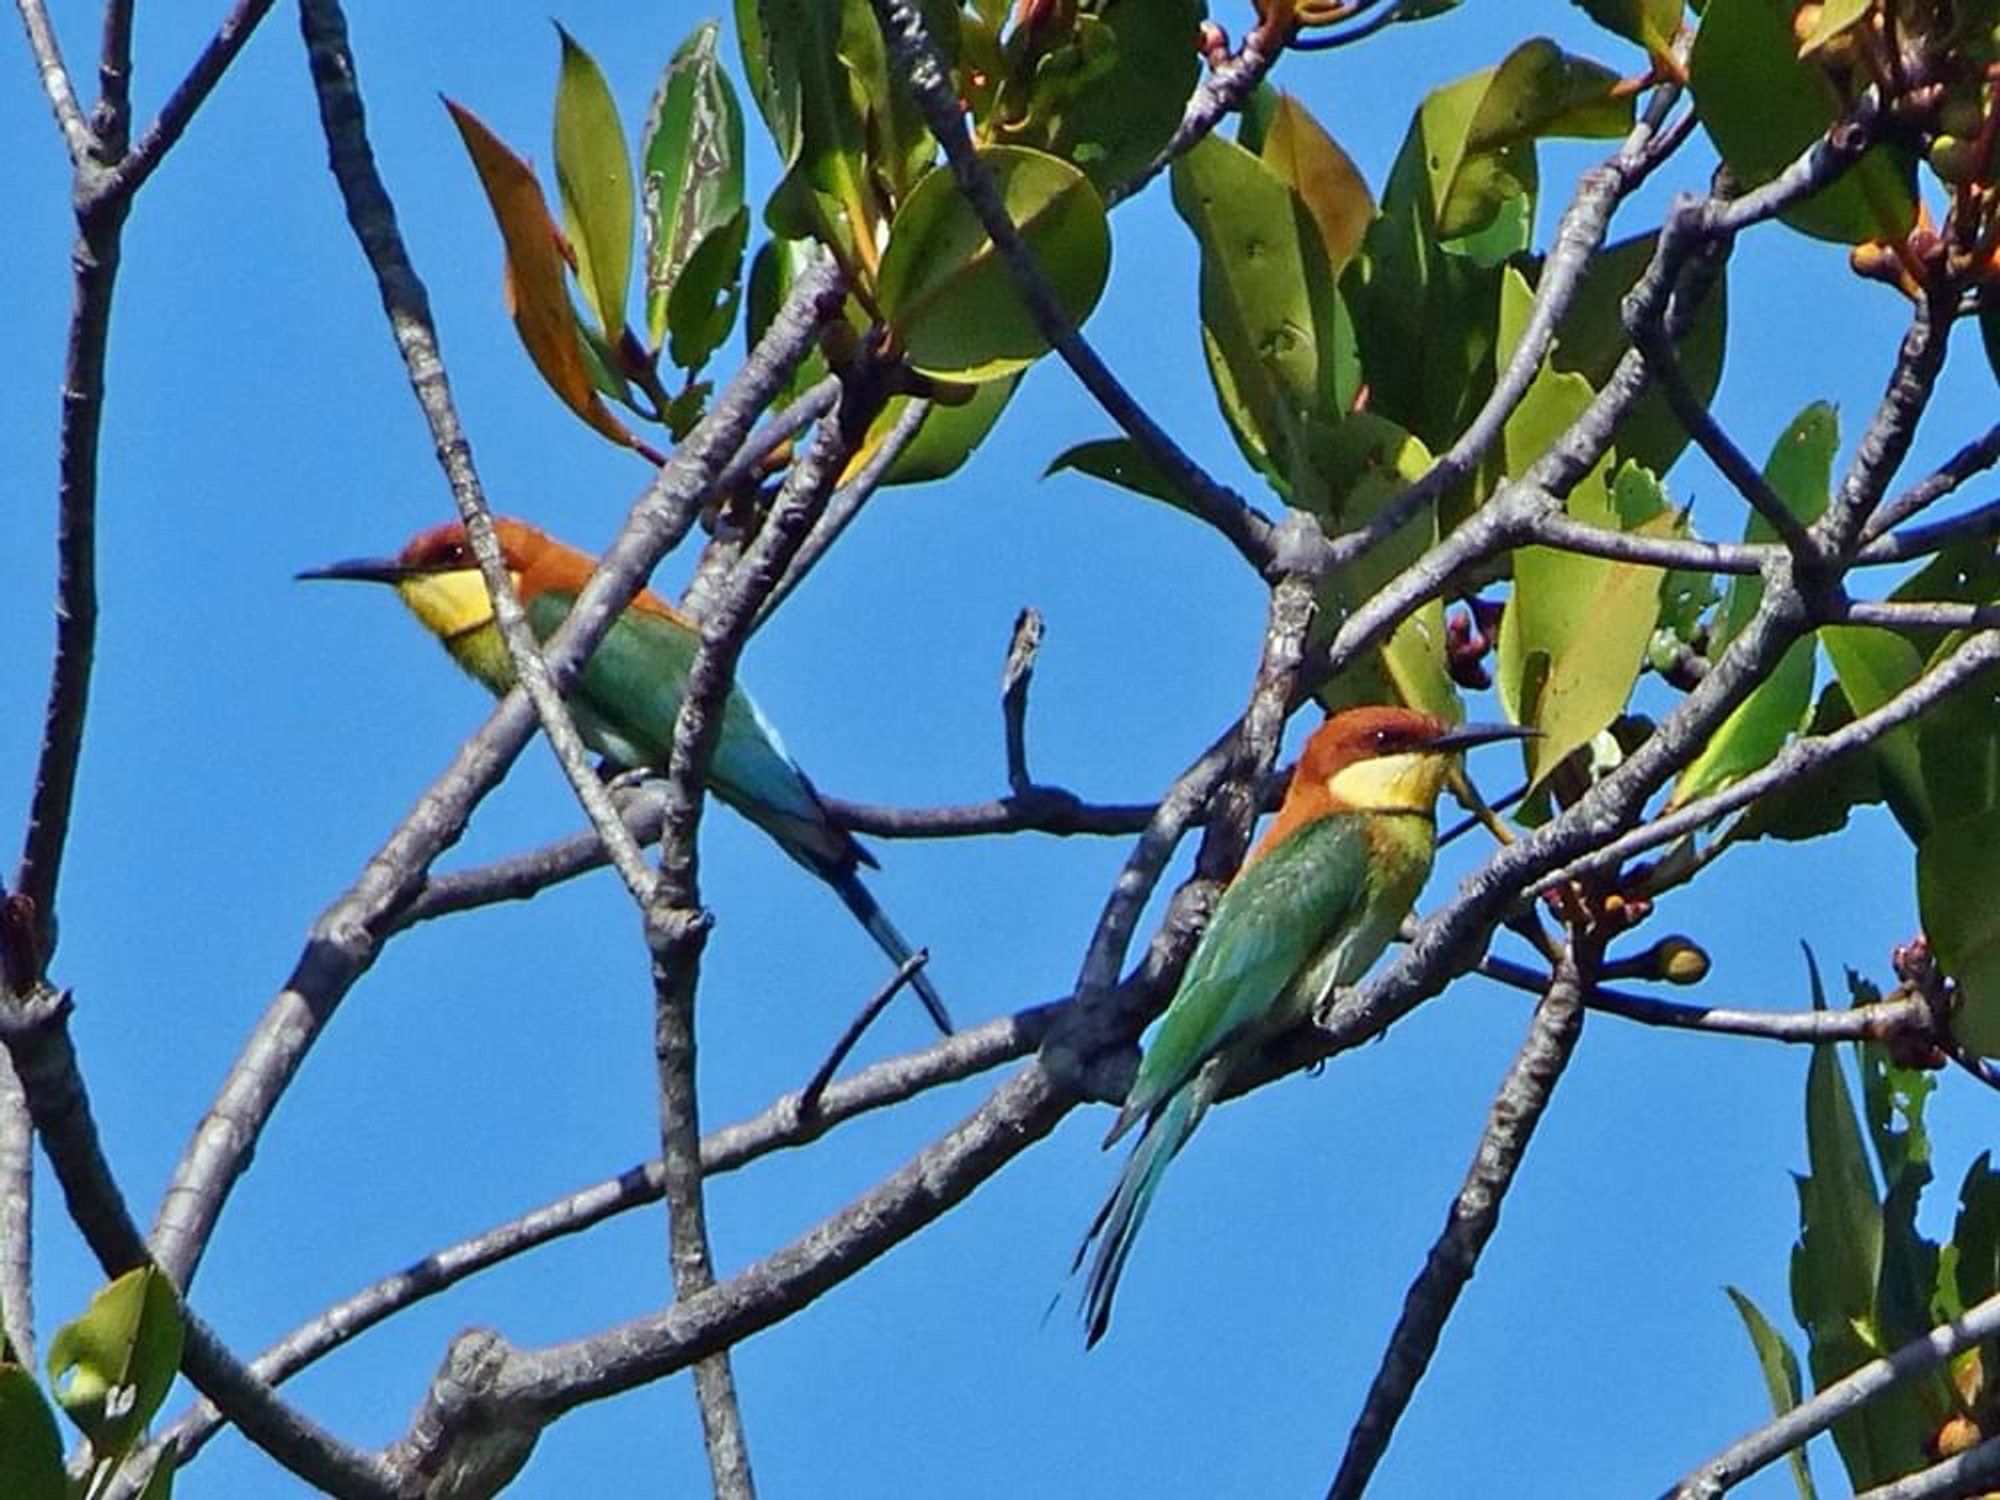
446,98 -> 642,452
1260,94 -> 1373,273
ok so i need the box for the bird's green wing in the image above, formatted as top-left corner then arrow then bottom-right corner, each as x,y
1116,813 -> 1371,1131
528,591 -> 858,870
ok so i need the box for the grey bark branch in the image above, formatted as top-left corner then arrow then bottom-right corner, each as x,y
148,0 -> 841,1293
644,323 -> 872,1500
1663,1288 -> 2000,1498
1327,948 -> 1589,1500
1,983 -> 399,1497
148,997 -> 1060,1468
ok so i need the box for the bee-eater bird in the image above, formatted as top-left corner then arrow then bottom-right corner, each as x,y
1078,706 -> 1532,1344
300,517 -> 953,1035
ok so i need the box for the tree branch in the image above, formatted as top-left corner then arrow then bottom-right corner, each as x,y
1536,628 -> 2000,894
1664,1288 -> 2000,1498
149,0 -> 841,1289
149,996 -> 1060,1468
643,343 -> 882,1500
1327,947 -> 1590,1500
98,0 -> 277,204
382,1063 -> 1078,1493
15,0 -> 94,162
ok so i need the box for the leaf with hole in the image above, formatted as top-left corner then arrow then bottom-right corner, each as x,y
47,1266 -> 183,1464
642,21 -> 747,360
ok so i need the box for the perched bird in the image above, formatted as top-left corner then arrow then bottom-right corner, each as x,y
1078,705 -> 1531,1344
301,517 -> 952,1034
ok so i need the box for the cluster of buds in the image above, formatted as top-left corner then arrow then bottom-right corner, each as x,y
1446,597 -> 1504,690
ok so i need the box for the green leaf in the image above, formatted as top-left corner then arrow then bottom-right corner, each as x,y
1919,808 -> 2000,1055
1048,435 -> 1189,511
1172,133 -> 1349,490
642,22 -> 747,357
881,146 -> 1110,380
1569,0 -> 1685,58
735,0 -> 881,270
1794,1030 -> 1889,1479
1671,402 -> 1835,808
1854,1011 -> 1938,1353
999,0 -> 1202,193
1723,1288 -> 1818,1499
1820,625 -> 1932,839
1418,39 -> 1631,241
1492,265 -> 1669,787
1308,414 -> 1460,722
1944,1152 -> 2000,1318
1797,0 -> 1871,55
1343,138 -> 1502,455
1724,678 -> 1885,844
1499,462 -> 1673,788
874,376 -> 1019,485
665,208 -> 750,374
0,1365 -> 65,1500
47,1267 -> 183,1463
553,26 -> 635,342
1689,0 -> 1918,243
446,98 -> 645,453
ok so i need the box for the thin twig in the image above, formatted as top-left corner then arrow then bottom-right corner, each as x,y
644,353 -> 882,1500
1863,418 -> 2000,541
1476,954 -> 1932,1044
799,952 -> 931,1118
382,1064 -> 1080,1491
148,995 -> 1060,1470
0,1046 -> 31,1365
15,0 -> 94,162
1105,27 -> 1279,208
1327,947 -> 1590,1499
99,0 -> 277,204
0,984 -> 399,1496
1851,1433 -> 2000,1499
755,394 -> 929,625
1857,493 -> 2000,561
1536,628 -> 2000,894
1001,607 -> 1044,794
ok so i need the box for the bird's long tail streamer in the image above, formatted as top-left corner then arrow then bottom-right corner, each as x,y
1078,1086 -> 1202,1347
825,863 -> 955,1035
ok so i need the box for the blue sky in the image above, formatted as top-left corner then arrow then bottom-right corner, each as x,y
3,3 -> 1990,1496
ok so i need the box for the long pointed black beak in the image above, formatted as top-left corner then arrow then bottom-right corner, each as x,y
296,556 -> 411,585
1427,721 -> 1539,753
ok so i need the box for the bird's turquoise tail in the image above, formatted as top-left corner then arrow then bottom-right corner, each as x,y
824,862 -> 955,1036
1079,1085 -> 1203,1347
